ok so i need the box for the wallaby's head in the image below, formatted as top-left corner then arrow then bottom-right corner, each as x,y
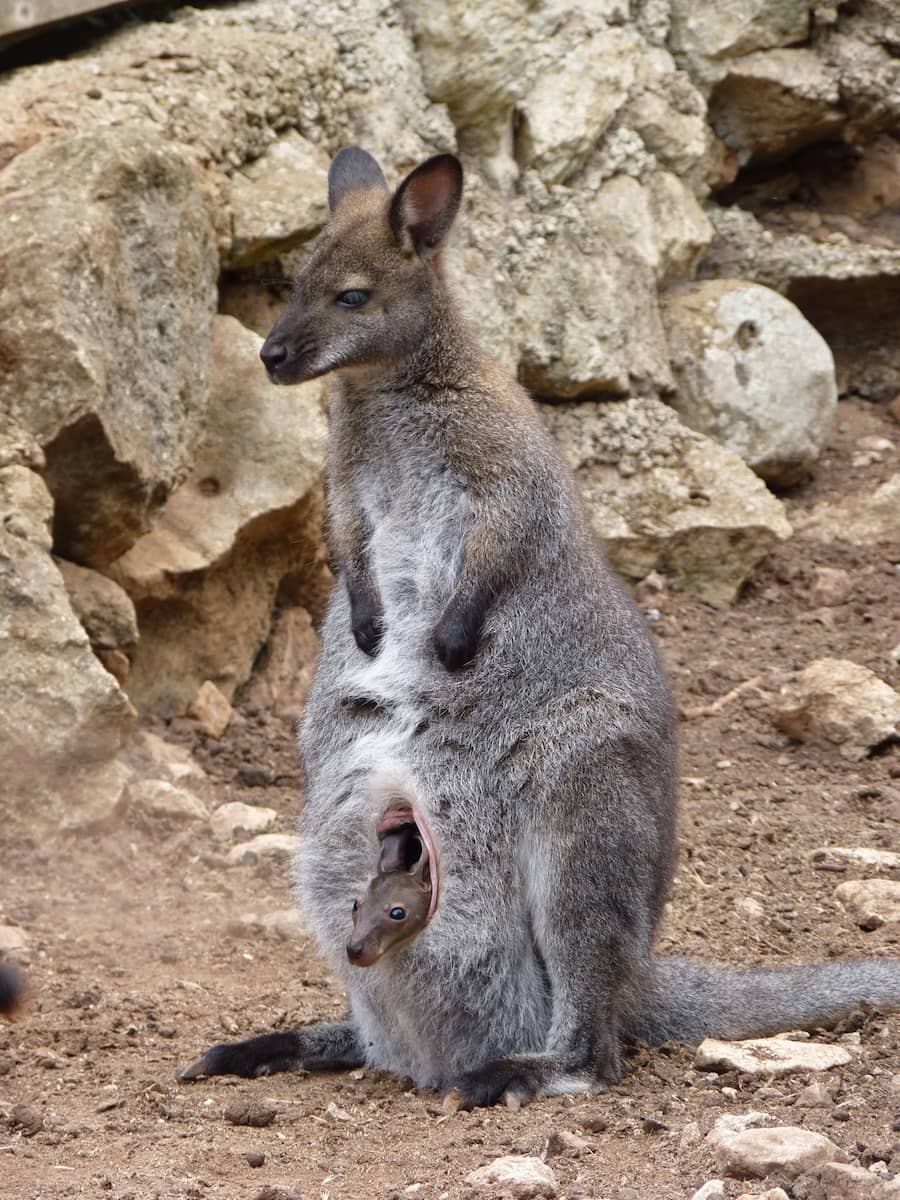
260,148 -> 464,385
346,848 -> 432,968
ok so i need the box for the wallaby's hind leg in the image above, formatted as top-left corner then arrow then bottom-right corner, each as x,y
452,740 -> 667,1107
178,1021 -> 363,1081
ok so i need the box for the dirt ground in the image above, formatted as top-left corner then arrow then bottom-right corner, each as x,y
2,395 -> 899,1200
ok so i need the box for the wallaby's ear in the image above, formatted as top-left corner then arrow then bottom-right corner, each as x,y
389,154 -> 463,258
328,146 -> 388,213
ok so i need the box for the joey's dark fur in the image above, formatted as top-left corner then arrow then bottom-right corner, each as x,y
181,148 -> 900,1105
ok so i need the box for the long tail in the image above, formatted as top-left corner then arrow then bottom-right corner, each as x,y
623,955 -> 900,1045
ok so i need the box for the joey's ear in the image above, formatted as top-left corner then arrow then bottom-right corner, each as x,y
389,154 -> 463,258
328,146 -> 389,213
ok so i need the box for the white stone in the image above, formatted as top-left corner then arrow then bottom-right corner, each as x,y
211,802 -> 277,841
692,1182 -> 726,1200
712,1126 -> 846,1180
465,1155 -> 558,1196
696,1036 -> 852,1078
770,658 -> 900,761
736,897 -> 766,921
835,880 -> 900,930
227,833 -> 301,867
125,779 -> 208,825
738,1190 -> 790,1200
129,731 -> 207,787
662,280 -> 837,485
545,397 -> 792,606
812,847 -> 900,872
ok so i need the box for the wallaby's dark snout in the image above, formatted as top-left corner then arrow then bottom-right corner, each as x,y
259,337 -> 288,376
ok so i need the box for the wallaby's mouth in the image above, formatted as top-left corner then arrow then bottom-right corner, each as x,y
376,803 -> 440,923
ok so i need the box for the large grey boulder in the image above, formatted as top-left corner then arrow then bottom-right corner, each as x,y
544,397 -> 792,605
0,129 -> 218,566
108,316 -> 328,713
661,279 -> 837,485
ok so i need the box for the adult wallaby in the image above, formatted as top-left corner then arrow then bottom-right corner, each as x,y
180,148 -> 900,1105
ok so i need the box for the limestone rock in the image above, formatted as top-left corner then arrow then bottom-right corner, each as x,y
669,0 -> 810,69
587,171 -> 714,285
188,682 -> 234,740
109,315 -> 328,712
544,397 -> 792,605
515,29 -> 639,185
0,926 -> 27,955
56,559 -> 138,655
770,658 -> 900,761
812,847 -> 900,872
227,834 -> 301,867
835,880 -> 900,931
809,566 -> 853,608
124,779 -> 208,826
465,1154 -> 558,1197
709,49 -> 843,166
0,466 -> 136,808
795,1081 -> 834,1109
661,280 -> 837,485
0,130 -> 218,566
738,1191 -> 790,1200
794,1161 -> 900,1199
228,131 -> 330,267
242,606 -> 321,723
60,760 -> 135,836
793,474 -> 900,547
695,1036 -> 852,1078
711,1125 -> 846,1180
211,802 -> 278,841
691,1183 -> 726,1200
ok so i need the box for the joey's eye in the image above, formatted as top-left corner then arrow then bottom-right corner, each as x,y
352,899 -> 359,912
389,906 -> 407,921
335,289 -> 370,309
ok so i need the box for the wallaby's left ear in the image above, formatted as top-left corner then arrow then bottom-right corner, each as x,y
389,154 -> 463,259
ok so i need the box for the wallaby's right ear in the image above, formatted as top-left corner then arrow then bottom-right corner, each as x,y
389,154 -> 463,258
328,147 -> 389,213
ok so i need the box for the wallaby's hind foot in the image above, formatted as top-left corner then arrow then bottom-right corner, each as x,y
179,1022 -> 363,1082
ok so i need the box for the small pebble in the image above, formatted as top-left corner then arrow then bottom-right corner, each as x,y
577,1114 -> 608,1133
245,1149 -> 266,1168
831,1107 -> 851,1122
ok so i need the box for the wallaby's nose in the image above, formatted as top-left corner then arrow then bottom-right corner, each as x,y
260,339 -> 288,373
346,939 -> 364,963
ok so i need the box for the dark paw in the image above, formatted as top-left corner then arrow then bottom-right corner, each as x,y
453,1058 -> 547,1108
178,1032 -> 302,1082
349,588 -> 384,657
352,613 -> 384,657
433,612 -> 479,672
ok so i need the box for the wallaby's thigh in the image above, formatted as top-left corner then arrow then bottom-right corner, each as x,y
450,723 -> 673,1106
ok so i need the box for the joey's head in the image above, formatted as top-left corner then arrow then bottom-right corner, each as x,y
346,864 -> 432,968
260,147 -> 464,385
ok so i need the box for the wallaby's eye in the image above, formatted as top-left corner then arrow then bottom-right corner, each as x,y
335,289 -> 371,309
389,906 -> 407,921
352,899 -> 359,913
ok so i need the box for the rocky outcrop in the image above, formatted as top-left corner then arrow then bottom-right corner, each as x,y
0,462 -> 135,808
108,315 -> 328,713
0,130 -> 218,566
662,279 -> 837,484
545,398 -> 792,605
